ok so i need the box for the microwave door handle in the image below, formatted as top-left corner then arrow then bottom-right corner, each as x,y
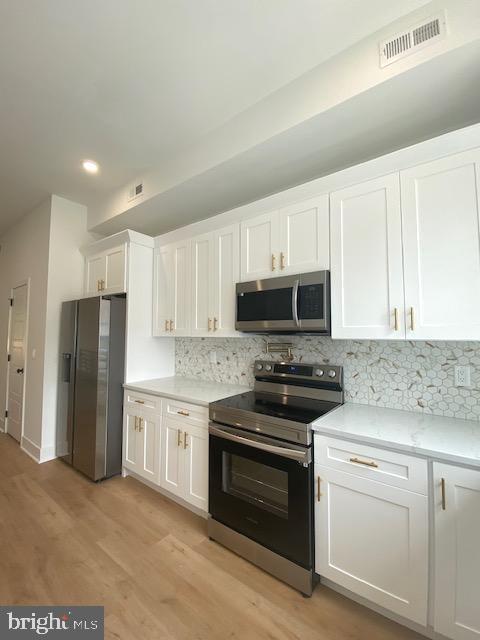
292,279 -> 300,327
209,424 -> 309,463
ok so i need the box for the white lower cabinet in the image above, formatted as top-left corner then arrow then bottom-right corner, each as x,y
123,406 -> 160,484
315,439 -> 429,626
433,463 -> 480,640
159,414 -> 209,512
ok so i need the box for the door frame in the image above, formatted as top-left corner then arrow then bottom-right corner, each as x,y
4,278 -> 30,443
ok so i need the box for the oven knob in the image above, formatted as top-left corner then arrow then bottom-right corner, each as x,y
315,368 -> 324,377
328,369 -> 336,378
256,363 -> 263,371
265,364 -> 272,372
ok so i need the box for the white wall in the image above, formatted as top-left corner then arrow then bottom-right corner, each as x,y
0,198 -> 51,453
41,196 -> 92,459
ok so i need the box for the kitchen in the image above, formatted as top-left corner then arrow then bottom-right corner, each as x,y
1,2 -> 480,640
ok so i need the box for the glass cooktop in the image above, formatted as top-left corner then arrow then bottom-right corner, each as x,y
212,391 -> 340,426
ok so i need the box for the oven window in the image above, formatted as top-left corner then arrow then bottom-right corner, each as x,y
222,452 -> 288,519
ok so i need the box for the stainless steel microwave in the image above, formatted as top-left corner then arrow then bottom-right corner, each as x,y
235,271 -> 330,334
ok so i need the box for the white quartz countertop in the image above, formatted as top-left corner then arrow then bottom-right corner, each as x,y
123,376 -> 250,407
313,403 -> 480,468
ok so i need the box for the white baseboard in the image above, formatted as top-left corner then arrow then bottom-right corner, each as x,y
21,436 -> 57,464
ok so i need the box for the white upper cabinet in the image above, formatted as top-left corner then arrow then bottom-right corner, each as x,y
433,463 -> 480,640
85,243 -> 127,295
191,233 -> 214,335
401,149 -> 480,340
240,211 -> 279,281
240,199 -> 330,282
330,174 -> 405,339
153,239 -> 190,336
278,195 -> 329,275
212,224 -> 240,336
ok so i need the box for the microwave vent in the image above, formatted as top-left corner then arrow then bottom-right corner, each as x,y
379,14 -> 446,67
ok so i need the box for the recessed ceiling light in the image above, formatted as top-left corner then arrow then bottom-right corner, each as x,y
82,159 -> 99,174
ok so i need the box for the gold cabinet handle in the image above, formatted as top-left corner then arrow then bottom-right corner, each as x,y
134,399 -> 145,405
208,317 -> 212,331
317,476 -> 322,502
349,457 -> 379,468
410,306 -> 415,331
213,317 -> 218,331
271,253 -> 276,271
280,252 -> 286,270
97,280 -> 101,292
138,417 -> 144,432
441,477 -> 446,510
177,429 -> 183,447
177,410 -> 190,417
165,320 -> 169,332
394,307 -> 399,331
134,416 -> 139,431
183,432 -> 188,449
169,320 -> 174,332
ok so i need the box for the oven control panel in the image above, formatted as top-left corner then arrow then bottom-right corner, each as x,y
254,360 -> 342,383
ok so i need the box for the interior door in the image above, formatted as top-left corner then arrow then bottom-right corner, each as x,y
401,149 -> 480,340
278,195 -> 330,275
6,284 -> 28,442
330,173 -> 405,339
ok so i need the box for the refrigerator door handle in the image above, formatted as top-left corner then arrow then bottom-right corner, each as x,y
62,353 -> 72,383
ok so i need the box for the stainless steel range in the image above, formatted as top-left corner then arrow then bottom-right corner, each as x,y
208,360 -> 344,596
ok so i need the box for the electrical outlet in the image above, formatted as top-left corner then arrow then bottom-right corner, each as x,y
454,365 -> 471,387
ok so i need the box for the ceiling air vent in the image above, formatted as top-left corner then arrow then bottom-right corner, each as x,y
127,180 -> 144,203
379,14 -> 446,67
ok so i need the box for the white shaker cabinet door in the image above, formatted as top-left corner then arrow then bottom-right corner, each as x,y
401,149 -> 480,340
159,416 -> 185,499
104,244 -> 127,293
212,224 -> 240,336
330,173 -> 405,339
433,463 -> 480,640
191,233 -> 214,335
240,211 -> 279,281
278,195 -> 329,275
315,464 -> 428,625
183,423 -> 208,512
153,245 -> 174,336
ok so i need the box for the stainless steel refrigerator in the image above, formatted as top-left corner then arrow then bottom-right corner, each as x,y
57,295 -> 126,481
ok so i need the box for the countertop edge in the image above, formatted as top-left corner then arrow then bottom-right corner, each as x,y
312,424 -> 480,469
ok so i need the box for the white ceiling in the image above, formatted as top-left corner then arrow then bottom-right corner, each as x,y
0,0 -> 430,235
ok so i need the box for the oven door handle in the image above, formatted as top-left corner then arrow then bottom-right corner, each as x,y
292,279 -> 300,327
209,424 -> 310,463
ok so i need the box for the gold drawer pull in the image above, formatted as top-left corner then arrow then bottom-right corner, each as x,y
441,477 -> 446,510
271,253 -> 276,271
138,417 -> 144,432
169,319 -> 174,332
165,320 -> 169,332
134,399 -> 145,404
177,410 -> 190,417
410,306 -> 415,331
183,432 -> 189,449
208,317 -> 212,331
134,416 -> 139,431
213,317 -> 218,331
349,457 -> 378,468
177,429 -> 183,447
317,476 -> 322,502
280,252 -> 286,270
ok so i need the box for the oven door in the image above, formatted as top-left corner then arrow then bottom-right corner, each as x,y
209,423 -> 313,568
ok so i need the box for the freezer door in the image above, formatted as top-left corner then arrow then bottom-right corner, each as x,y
73,297 -> 110,480
56,300 -> 78,464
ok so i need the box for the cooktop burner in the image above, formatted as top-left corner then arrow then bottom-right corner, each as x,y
213,391 -> 340,425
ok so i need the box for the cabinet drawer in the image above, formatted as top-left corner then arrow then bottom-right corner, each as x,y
125,390 -> 161,413
163,398 -> 208,428
314,435 -> 427,495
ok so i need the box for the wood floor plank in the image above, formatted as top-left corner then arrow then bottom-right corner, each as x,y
0,433 -> 425,640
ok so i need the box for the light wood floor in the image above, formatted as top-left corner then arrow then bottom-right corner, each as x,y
0,433 -> 424,640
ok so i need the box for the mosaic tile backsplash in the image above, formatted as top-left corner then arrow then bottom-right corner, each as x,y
175,337 -> 480,421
